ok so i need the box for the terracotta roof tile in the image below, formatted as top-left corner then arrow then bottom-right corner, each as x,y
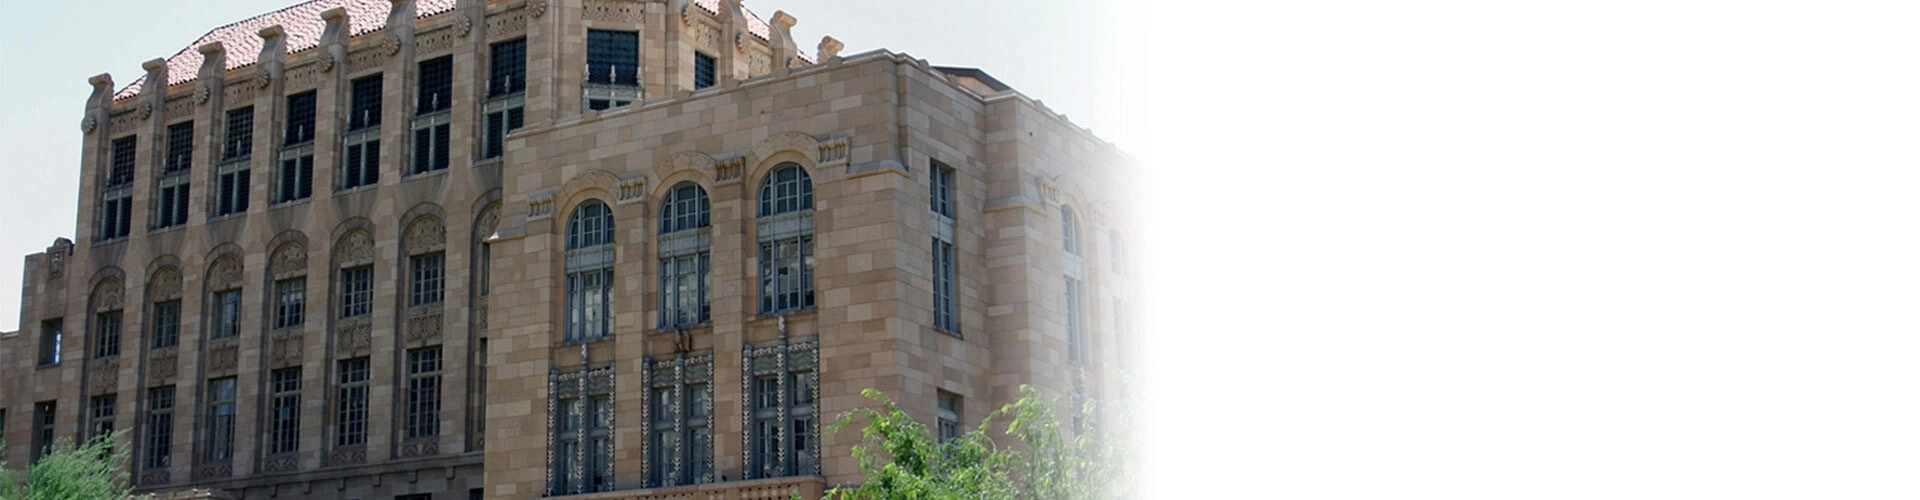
115,0 -> 456,101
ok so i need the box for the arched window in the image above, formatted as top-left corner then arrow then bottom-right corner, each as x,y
758,163 -> 813,217
757,163 -> 815,313
659,183 -> 711,327
565,200 -> 615,341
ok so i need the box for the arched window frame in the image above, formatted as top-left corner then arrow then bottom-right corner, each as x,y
756,163 -> 816,314
658,183 -> 712,328
564,200 -> 616,342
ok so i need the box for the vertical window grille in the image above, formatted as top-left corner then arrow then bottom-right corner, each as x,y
647,387 -> 671,487
551,396 -> 580,494
339,266 -> 373,318
205,377 -> 236,461
277,152 -> 313,202
586,30 -> 639,86
412,57 -> 452,175
646,357 -> 713,488
685,381 -> 712,483
284,91 -> 316,146
268,367 -> 301,454
223,107 -> 253,160
565,201 -> 615,342
788,370 -> 817,476
694,52 -> 716,89
749,375 -> 780,478
549,368 -> 616,496
32,401 -> 56,461
100,136 -> 135,240
483,104 -> 525,160
152,300 -> 180,349
758,236 -> 814,314
156,122 -> 193,228
743,348 -> 820,481
488,38 -> 527,98
87,394 -> 115,445
38,319 -> 62,365
932,239 -> 957,332
274,278 -> 305,329
339,74 -> 381,191
587,394 -> 612,490
335,357 -> 370,446
144,386 -> 175,469
348,75 -> 383,131
659,183 -> 711,328
94,310 -> 122,358
210,289 -> 242,339
214,157 -> 252,216
930,162 -> 954,217
405,347 -> 443,439
410,253 -> 445,306
937,390 -> 961,443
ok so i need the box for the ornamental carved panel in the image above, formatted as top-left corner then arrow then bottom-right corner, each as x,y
337,230 -> 374,267
93,278 -> 124,312
817,137 -> 850,165
89,362 -> 119,394
405,217 -> 446,253
346,47 -> 385,75
262,455 -> 298,473
163,96 -> 194,119
712,157 -> 744,182
108,109 -> 140,135
149,349 -> 178,384
416,27 -> 455,56
476,204 -> 501,241
476,296 -> 489,331
194,462 -> 232,481
486,7 -> 527,40
583,0 -> 644,23
399,439 -> 439,458
748,47 -> 771,74
329,446 -> 367,466
207,257 -> 244,291
138,468 -> 170,486
406,310 -> 443,345
206,340 -> 240,374
337,319 -> 372,356
271,242 -> 307,279
690,22 -> 720,53
223,78 -> 255,103
270,330 -> 303,368
150,267 -> 183,300
284,62 -> 324,91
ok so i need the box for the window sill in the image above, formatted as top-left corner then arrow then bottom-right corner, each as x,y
270,197 -> 313,209
404,168 -> 451,180
561,335 -> 615,347
933,326 -> 962,339
651,322 -> 712,335
335,184 -> 378,195
147,225 -> 187,236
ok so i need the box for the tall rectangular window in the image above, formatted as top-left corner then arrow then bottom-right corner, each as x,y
268,367 -> 301,454
659,253 -> 710,328
484,38 -> 527,160
222,107 -> 253,161
749,375 -> 779,478
88,394 -> 115,445
789,370 -> 818,476
99,136 -> 135,240
937,390 -> 961,443
205,377 -> 236,462
685,382 -> 712,484
405,347 -> 442,439
747,365 -> 819,479
1065,277 -> 1085,364
932,239 -> 957,333
211,289 -> 242,339
931,162 -> 955,217
213,156 -> 251,216
38,319 -> 62,365
564,268 -> 612,342
274,278 -> 305,329
758,236 -> 815,314
335,357 -> 370,446
416,56 -> 453,115
32,401 -> 56,461
144,386 -> 175,470
93,310 -> 122,358
341,74 -> 382,191
151,300 -> 180,349
693,52 -> 716,89
155,121 -> 193,229
284,91 -> 316,146
412,57 -> 454,175
586,30 -> 639,86
587,394 -> 612,491
410,253 -> 444,306
340,266 -> 373,318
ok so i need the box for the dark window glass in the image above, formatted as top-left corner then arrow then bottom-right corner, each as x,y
694,52 -> 716,89
223,107 -> 253,160
340,266 -> 373,318
211,289 -> 242,339
931,162 -> 955,217
336,357 -> 370,446
489,38 -> 527,97
411,123 -> 450,174
405,347 -> 443,439
164,121 -> 193,173
151,300 -> 180,349
108,136 -> 137,187
215,165 -> 251,216
483,106 -> 524,160
143,386 -> 174,469
586,30 -> 639,86
274,278 -> 305,329
410,253 -> 444,306
566,201 -> 615,250
32,401 -> 55,460
278,153 -> 314,202
350,74 -> 383,131
933,239 -> 957,332
417,56 -> 453,114
93,310 -> 122,358
269,368 -> 301,454
341,141 -> 378,189
284,91 -> 316,145
205,377 -> 236,461
87,394 -> 115,445
758,236 -> 815,314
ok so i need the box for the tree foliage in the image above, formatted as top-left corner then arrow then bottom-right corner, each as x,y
825,385 -> 1133,500
0,430 -> 134,500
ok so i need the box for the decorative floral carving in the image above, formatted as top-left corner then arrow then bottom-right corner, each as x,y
208,256 -> 243,291
93,279 -> 124,312
81,114 -> 96,134
584,0 -> 643,23
194,83 -> 211,104
338,230 -> 373,266
736,32 -> 751,54
207,342 -> 240,373
692,23 -> 720,51
486,8 -> 528,39
263,456 -> 298,473
271,242 -> 307,278
400,439 -> 439,458
318,52 -> 336,73
455,15 -> 472,38
527,0 -> 547,18
149,350 -> 177,383
90,362 -> 119,393
405,216 -> 445,253
271,331 -> 303,366
149,267 -> 182,300
476,204 -> 501,241
255,71 -> 273,89
713,157 -> 744,182
134,102 -> 152,121
384,34 -> 402,56
337,320 -> 371,356
329,446 -> 367,466
195,462 -> 232,481
406,310 -> 443,344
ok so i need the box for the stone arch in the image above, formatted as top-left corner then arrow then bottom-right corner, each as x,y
333,218 -> 377,269
268,231 -> 310,279
745,131 -> 821,180
560,169 -> 622,202
749,157 -> 817,217
658,151 -> 717,180
89,268 -> 126,313
147,256 -> 184,302
402,206 -> 447,255
205,248 -> 245,292
474,201 -> 502,243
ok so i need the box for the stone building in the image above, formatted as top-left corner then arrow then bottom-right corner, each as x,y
0,0 -> 1133,498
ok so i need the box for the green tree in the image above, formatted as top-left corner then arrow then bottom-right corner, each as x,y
0,430 -> 133,500
825,385 -> 1133,500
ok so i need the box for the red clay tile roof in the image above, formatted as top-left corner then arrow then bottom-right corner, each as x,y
114,0 -> 457,101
